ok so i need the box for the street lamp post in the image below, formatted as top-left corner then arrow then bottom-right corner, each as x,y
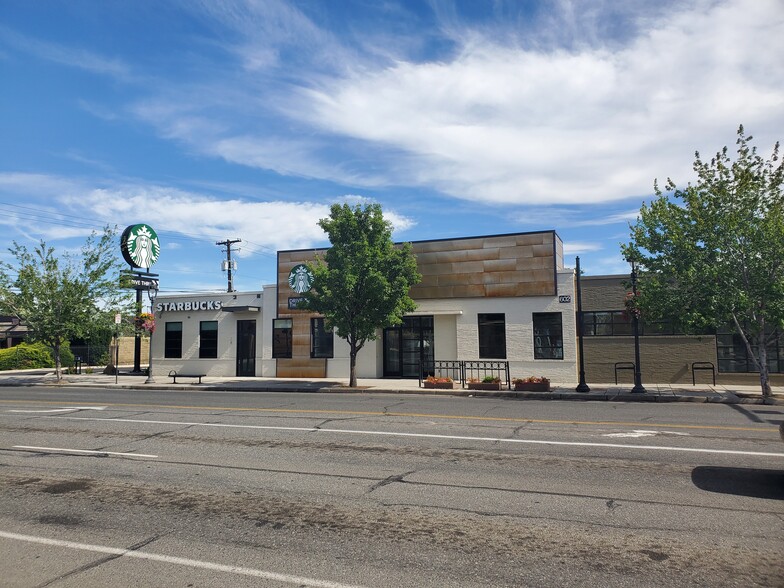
144,284 -> 159,384
628,259 -> 646,394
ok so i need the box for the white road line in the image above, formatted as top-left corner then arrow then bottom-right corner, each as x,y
8,406 -> 107,413
12,446 -> 158,458
0,530 -> 367,588
57,416 -> 784,458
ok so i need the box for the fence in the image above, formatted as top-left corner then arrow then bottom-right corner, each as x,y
420,359 -> 511,389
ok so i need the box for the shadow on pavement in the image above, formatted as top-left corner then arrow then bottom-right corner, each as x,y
691,466 -> 784,500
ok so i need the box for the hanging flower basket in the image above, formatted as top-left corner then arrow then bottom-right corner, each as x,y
135,312 -> 156,334
624,291 -> 641,320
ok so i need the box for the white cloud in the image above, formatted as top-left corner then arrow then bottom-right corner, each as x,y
290,0 -> 784,204
0,173 -> 414,253
563,242 -> 603,255
0,25 -> 134,81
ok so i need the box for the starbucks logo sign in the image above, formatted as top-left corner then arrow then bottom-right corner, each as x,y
288,264 -> 314,294
121,224 -> 161,269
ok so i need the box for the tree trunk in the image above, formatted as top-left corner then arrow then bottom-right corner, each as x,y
732,314 -> 770,398
53,341 -> 62,382
349,343 -> 357,388
757,332 -> 772,399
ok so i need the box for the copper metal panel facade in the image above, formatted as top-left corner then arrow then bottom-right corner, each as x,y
410,232 -> 560,300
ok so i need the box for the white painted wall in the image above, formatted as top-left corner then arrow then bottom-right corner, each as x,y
151,291 -> 263,378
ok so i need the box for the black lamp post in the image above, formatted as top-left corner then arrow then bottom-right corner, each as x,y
627,259 -> 646,394
144,284 -> 159,384
575,256 -> 590,392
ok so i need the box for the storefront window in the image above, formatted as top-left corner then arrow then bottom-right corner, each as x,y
272,318 -> 293,358
533,313 -> 563,359
717,330 -> 783,373
164,322 -> 182,358
199,321 -> 218,359
310,318 -> 333,358
478,313 -> 506,359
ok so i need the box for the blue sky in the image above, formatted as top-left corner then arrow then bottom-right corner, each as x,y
1,0 -> 782,294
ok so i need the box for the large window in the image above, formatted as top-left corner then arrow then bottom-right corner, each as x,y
272,318 -> 293,358
164,322 -> 182,358
478,313 -> 506,359
717,330 -> 783,373
533,313 -> 563,360
581,311 -> 679,336
199,321 -> 218,359
311,318 -> 334,358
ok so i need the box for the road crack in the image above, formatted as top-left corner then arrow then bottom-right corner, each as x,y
33,534 -> 162,588
367,469 -> 416,493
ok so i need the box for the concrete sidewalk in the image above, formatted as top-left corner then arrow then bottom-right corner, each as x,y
0,368 -> 782,404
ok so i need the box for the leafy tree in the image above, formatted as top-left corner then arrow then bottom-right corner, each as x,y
301,203 -> 420,387
623,126 -> 783,398
0,227 -> 131,381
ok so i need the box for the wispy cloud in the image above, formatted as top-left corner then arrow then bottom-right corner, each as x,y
0,173 -> 414,252
0,25 -> 134,81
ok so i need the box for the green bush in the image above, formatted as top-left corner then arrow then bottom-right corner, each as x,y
58,344 -> 75,368
0,343 -> 55,371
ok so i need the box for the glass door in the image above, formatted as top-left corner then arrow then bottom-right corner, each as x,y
383,316 -> 433,378
236,320 -> 256,376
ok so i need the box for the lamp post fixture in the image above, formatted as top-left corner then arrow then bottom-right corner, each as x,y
144,284 -> 159,384
627,258 -> 646,394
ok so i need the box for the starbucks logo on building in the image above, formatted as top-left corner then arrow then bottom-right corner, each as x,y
121,224 -> 161,269
288,264 -> 314,294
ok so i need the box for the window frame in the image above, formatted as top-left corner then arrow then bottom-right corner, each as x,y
272,318 -> 293,359
533,312 -> 564,360
310,317 -> 334,359
164,321 -> 183,359
478,313 -> 507,359
199,320 -> 218,359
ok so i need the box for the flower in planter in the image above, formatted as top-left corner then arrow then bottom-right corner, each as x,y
425,375 -> 453,384
513,376 -> 550,385
481,375 -> 501,384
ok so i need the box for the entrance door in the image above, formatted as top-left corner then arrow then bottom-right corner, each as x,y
236,320 -> 256,376
383,316 -> 434,378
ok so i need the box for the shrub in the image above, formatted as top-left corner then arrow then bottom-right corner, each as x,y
0,343 -> 55,370
481,375 -> 501,384
58,344 -> 75,368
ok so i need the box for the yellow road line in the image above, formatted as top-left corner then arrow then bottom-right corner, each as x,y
0,399 -> 777,433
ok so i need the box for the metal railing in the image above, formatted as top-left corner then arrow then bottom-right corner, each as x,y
419,359 -> 511,389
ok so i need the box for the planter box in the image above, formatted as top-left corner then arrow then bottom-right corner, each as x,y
423,381 -> 456,390
514,381 -> 551,392
467,382 -> 504,391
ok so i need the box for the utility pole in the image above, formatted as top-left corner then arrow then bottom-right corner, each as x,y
216,238 -> 241,292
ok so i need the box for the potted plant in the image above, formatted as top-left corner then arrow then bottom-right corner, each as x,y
423,375 -> 455,389
467,375 -> 504,391
513,376 -> 551,392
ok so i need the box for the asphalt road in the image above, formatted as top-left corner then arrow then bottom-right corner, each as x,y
1,386 -> 782,587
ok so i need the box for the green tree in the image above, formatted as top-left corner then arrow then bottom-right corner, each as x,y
623,126 -> 784,398
0,227 -> 131,381
301,203 -> 420,387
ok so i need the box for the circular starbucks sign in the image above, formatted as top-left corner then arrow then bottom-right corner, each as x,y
121,224 -> 161,269
288,264 -> 314,294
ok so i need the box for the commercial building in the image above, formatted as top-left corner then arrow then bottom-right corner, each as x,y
152,231 -> 578,382
579,275 -> 784,386
150,231 -> 782,387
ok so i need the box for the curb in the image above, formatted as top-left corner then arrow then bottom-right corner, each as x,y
5,380 -> 782,405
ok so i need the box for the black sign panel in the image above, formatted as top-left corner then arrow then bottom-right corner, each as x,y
558,295 -> 572,303
288,297 -> 306,310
